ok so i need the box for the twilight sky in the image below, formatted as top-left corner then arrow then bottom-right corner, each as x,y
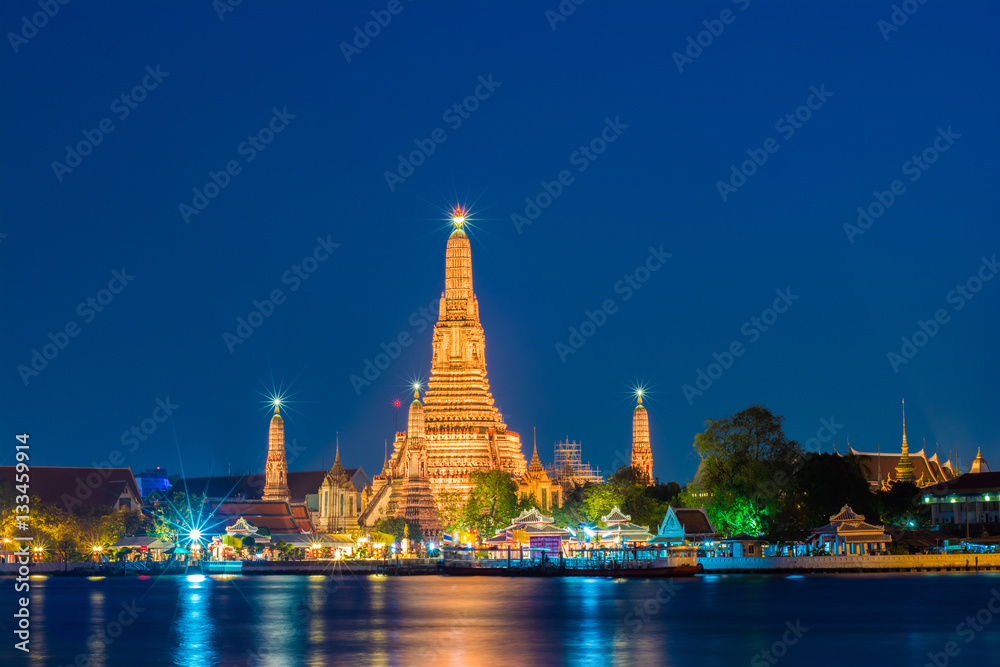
2,1 -> 998,485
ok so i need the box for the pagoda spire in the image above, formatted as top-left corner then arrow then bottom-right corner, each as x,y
262,398 -> 290,501
421,205 -> 528,501
895,399 -> 915,483
630,389 -> 653,486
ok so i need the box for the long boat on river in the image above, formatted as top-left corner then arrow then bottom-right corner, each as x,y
442,546 -> 702,578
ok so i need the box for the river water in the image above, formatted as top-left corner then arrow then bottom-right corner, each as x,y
3,570 -> 999,666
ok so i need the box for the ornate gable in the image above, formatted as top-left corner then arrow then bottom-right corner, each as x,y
601,505 -> 631,525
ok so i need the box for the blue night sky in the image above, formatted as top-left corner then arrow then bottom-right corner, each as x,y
2,1 -> 998,485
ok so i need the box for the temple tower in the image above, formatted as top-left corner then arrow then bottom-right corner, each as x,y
630,390 -> 653,485
262,399 -> 290,501
421,209 -> 527,501
895,399 -> 915,483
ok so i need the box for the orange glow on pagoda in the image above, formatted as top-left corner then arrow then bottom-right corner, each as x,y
367,208 -> 528,519
422,210 -> 527,495
631,389 -> 653,486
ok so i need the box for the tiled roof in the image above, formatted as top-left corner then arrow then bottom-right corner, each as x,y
674,508 -> 716,536
205,499 -> 314,533
601,506 -> 631,524
166,469 -> 365,503
830,505 -> 864,523
0,466 -> 140,511
847,447 -> 956,486
924,472 -> 1000,496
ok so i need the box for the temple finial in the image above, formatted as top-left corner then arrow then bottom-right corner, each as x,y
533,427 -> 538,458
335,431 -> 340,463
274,397 -> 281,415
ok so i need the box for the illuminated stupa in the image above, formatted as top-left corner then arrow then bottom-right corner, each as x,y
262,399 -> 290,501
421,208 -> 527,496
362,209 -> 527,532
630,390 -> 653,486
895,399 -> 915,484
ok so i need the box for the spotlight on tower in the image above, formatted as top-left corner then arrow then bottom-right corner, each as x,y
452,206 -> 466,228
274,397 -> 281,407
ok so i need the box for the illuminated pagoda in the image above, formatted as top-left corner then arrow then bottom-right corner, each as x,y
894,399 -> 916,484
630,390 -> 654,485
362,208 -> 527,532
262,399 -> 290,501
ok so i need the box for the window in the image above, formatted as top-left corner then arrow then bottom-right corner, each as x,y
340,494 -> 344,517
541,489 -> 548,512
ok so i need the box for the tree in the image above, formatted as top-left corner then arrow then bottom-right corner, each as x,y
436,490 -> 466,531
692,405 -> 804,538
461,470 -> 519,539
150,492 -> 207,541
877,481 -> 920,526
552,481 -> 591,527
795,452 -> 877,528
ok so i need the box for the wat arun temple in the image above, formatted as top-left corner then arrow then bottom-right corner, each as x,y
362,212 -> 522,534
194,209 -> 654,540
357,210 -> 653,536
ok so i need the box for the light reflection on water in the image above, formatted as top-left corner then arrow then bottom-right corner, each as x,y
15,572 -> 1000,666
169,571 -> 217,666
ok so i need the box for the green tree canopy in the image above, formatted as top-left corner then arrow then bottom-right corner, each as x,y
692,405 -> 804,538
461,470 -> 519,539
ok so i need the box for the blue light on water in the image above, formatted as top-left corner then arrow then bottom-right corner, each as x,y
186,574 -> 206,584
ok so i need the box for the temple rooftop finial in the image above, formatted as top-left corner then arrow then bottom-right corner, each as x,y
273,397 -> 281,415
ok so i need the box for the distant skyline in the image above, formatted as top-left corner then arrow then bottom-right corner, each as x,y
2,2 -> 998,484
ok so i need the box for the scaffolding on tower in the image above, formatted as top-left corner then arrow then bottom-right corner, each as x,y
546,438 -> 604,484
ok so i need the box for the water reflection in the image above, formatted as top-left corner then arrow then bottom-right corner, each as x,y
87,587 -> 106,667
170,571 -> 217,666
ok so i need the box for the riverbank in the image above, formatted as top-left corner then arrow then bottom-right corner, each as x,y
5,552 -> 999,577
